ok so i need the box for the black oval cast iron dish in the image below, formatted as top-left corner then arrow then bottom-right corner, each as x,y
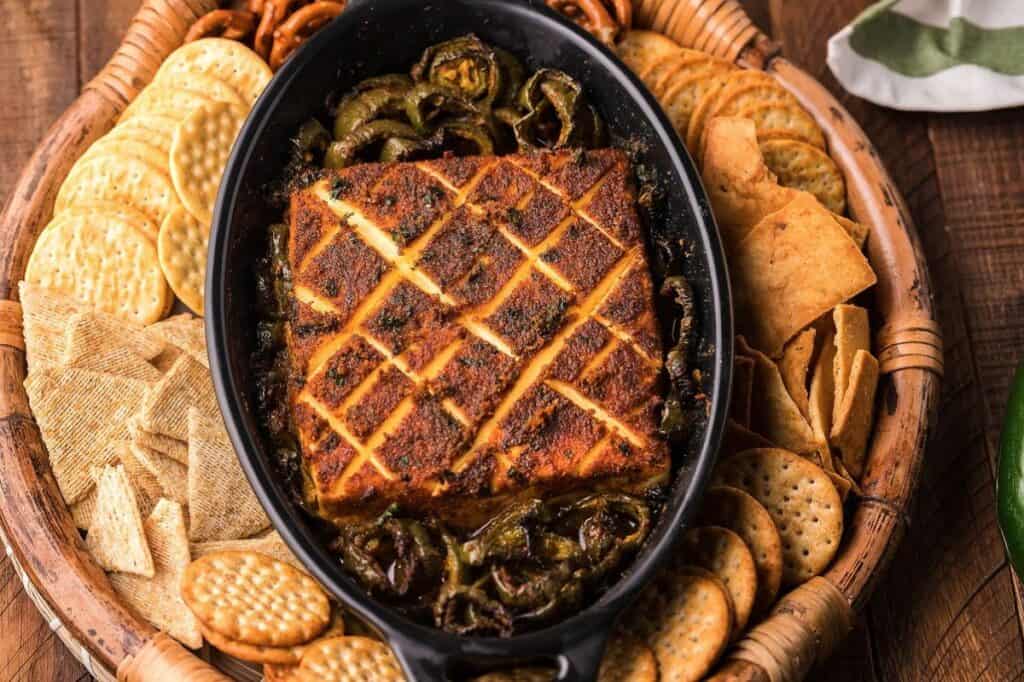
207,1 -> 733,679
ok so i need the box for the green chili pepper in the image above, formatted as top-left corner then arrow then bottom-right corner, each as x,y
325,120 -> 420,168
403,82 -> 478,134
999,362 -> 1024,579
333,86 -> 410,140
412,35 -> 519,109
432,120 -> 495,156
659,275 -> 697,439
294,119 -> 331,155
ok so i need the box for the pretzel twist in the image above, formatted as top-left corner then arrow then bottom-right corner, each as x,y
269,1 -> 345,71
184,9 -> 258,43
254,0 -> 307,61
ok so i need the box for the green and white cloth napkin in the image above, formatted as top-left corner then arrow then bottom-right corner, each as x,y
827,0 -> 1024,111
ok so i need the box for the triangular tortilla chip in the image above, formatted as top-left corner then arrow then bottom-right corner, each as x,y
20,281 -> 85,371
731,355 -> 755,428
138,354 -> 218,442
832,304 -> 870,426
131,444 -> 189,506
86,464 -> 154,577
737,336 -> 818,455
25,368 -> 148,503
147,314 -> 207,368
830,349 -> 879,480
779,328 -> 816,420
731,194 -> 877,356
129,415 -> 189,464
191,530 -> 306,573
109,499 -> 202,648
187,408 -> 269,542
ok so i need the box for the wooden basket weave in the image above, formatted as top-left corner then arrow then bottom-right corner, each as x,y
0,0 -> 941,680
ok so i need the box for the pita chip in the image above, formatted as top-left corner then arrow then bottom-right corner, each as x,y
832,304 -> 871,425
731,194 -> 877,356
25,368 -> 148,503
830,349 -> 880,479
86,464 -> 154,577
737,336 -> 818,455
700,117 -> 799,247
139,354 -> 218,442
731,355 -> 755,427
109,499 -> 203,649
187,408 -> 269,542
779,328 -> 816,420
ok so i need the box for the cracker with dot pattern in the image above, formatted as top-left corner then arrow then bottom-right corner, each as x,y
157,38 -> 271,106
621,566 -> 733,682
55,153 -> 179,230
679,525 -> 758,633
200,622 -> 307,665
696,485 -> 783,616
182,550 -> 331,647
120,85 -> 216,124
598,633 -> 658,682
170,100 -> 246,224
26,211 -> 170,325
712,447 -> 843,586
158,206 -> 209,315
297,636 -> 404,682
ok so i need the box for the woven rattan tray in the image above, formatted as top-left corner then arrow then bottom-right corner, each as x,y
0,0 -> 941,679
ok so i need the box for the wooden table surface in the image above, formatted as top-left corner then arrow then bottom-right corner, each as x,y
1,0 -> 1022,680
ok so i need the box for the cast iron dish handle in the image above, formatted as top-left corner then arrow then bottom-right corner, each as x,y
387,614 -> 614,680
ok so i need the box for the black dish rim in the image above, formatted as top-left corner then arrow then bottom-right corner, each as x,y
206,1 -> 733,678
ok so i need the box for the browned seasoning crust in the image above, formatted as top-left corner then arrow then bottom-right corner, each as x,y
286,149 -> 669,526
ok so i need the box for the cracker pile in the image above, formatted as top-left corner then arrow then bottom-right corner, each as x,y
603,30 -> 882,681
20,283 -> 292,649
26,38 -> 270,320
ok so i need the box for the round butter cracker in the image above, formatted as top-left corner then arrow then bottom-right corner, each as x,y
158,206 -> 209,314
121,85 -> 217,123
26,212 -> 170,324
113,114 -> 178,155
81,137 -> 170,177
712,447 -> 843,586
182,550 -> 330,648
154,69 -> 247,109
157,37 -> 272,106
297,636 -> 404,682
680,525 -> 758,633
760,138 -> 847,214
56,153 -> 178,227
58,200 -> 160,244
170,100 -> 246,224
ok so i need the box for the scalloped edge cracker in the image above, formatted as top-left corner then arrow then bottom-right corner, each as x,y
109,499 -> 202,649
170,100 -> 246,224
86,464 -> 154,577
156,38 -> 272,106
188,408 -> 269,542
830,349 -> 879,480
25,367 -> 148,503
158,207 -> 209,315
732,194 -> 876,356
